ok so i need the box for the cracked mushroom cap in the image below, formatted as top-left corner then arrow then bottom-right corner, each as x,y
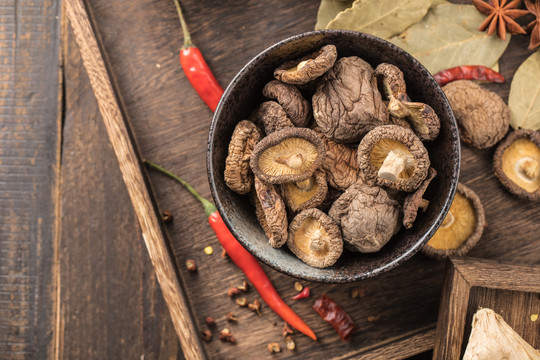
253,177 -> 288,248
423,183 -> 485,259
358,125 -> 430,192
403,167 -> 437,229
329,183 -> 401,253
493,129 -> 540,202
313,56 -> 389,143
281,170 -> 328,213
256,101 -> 294,135
443,80 -> 509,149
250,127 -> 325,184
274,44 -> 338,85
224,120 -> 263,194
313,130 -> 360,191
262,80 -> 311,128
287,208 -> 343,268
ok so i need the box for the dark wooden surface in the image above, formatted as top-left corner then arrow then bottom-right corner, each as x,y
1,0 -> 539,359
433,258 -> 540,359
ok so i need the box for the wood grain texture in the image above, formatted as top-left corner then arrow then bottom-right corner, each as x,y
0,0 -> 61,358
64,0 -> 204,358
57,0 -> 540,359
433,257 -> 540,360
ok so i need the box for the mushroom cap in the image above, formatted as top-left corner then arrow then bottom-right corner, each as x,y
313,56 -> 389,143
494,129 -> 540,202
250,127 -> 326,184
256,101 -> 294,135
253,177 -> 288,248
329,183 -> 401,253
422,182 -> 485,259
313,130 -> 360,191
401,101 -> 441,141
274,44 -> 338,85
358,125 -> 430,192
281,170 -> 328,213
403,167 -> 437,229
224,120 -> 263,194
374,63 -> 407,100
443,80 -> 509,149
287,208 -> 343,268
262,80 -> 311,128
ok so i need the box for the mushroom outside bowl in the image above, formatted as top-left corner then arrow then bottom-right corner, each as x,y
207,30 -> 460,283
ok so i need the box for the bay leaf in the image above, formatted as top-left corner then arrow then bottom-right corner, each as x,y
315,0 -> 354,30
390,4 -> 510,74
508,51 -> 540,130
326,0 -> 432,39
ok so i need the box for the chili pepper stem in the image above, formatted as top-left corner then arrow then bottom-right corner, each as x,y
144,160 -> 217,217
172,0 -> 194,49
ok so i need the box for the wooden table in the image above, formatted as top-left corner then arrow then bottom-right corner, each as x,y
1,0 -> 538,359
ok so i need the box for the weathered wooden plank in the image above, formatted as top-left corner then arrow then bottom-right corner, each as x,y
0,0 -> 61,358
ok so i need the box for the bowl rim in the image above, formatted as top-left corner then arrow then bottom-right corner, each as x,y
207,29 -> 460,283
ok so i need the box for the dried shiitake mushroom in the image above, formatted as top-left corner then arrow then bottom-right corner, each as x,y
253,177 -> 288,248
287,208 -> 343,268
313,56 -> 388,143
250,127 -> 325,184
374,63 -> 407,101
281,170 -> 328,213
398,102 -> 441,142
403,167 -> 437,229
274,44 -> 338,85
329,183 -> 401,253
463,308 -> 540,360
494,129 -> 540,202
358,125 -> 430,192
443,80 -> 509,149
423,183 -> 485,259
256,101 -> 294,135
224,120 -> 263,194
262,80 -> 311,128
313,131 -> 360,191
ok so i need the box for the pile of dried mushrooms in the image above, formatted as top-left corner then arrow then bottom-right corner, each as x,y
224,44 -> 444,268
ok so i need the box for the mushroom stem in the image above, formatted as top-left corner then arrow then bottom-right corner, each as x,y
275,152 -> 304,169
378,150 -> 408,181
387,97 -> 410,118
441,211 -> 455,229
309,230 -> 326,252
419,198 -> 430,212
516,157 -> 539,181
295,177 -> 315,191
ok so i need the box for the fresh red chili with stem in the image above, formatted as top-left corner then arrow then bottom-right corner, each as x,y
433,65 -> 505,86
172,0 -> 224,112
292,287 -> 310,300
144,160 -> 317,341
313,294 -> 357,341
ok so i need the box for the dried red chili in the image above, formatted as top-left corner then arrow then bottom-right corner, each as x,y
433,65 -> 505,86
292,287 -> 310,300
312,294 -> 357,341
172,0 -> 224,112
145,160 -> 317,341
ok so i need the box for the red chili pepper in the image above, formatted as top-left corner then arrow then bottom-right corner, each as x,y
433,65 -> 505,86
313,294 -> 357,341
293,287 -> 310,300
145,160 -> 317,341
173,0 -> 224,112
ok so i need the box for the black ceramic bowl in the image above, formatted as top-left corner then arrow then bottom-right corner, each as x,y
208,30 -> 460,283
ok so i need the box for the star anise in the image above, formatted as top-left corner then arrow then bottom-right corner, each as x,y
525,0 -> 540,49
473,0 -> 529,40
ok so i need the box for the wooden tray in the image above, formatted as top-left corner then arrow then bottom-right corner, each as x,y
61,0 -> 540,359
434,257 -> 540,359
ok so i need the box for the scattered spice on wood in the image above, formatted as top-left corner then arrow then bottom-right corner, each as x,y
219,328 -> 236,344
221,248 -> 228,259
205,316 -> 215,327
282,323 -> 294,337
433,65 -> 505,86
294,282 -> 304,292
204,246 -> 213,255
161,210 -> 173,224
201,329 -> 212,342
185,259 -> 197,272
350,288 -> 366,299
285,336 -> 296,351
313,294 -> 358,341
227,287 -> 240,297
531,313 -> 538,322
226,311 -> 238,322
292,287 -> 310,300
472,0 -> 529,40
236,297 -> 247,307
267,342 -> 281,353
248,299 -> 262,316
367,315 -> 381,323
237,280 -> 249,292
